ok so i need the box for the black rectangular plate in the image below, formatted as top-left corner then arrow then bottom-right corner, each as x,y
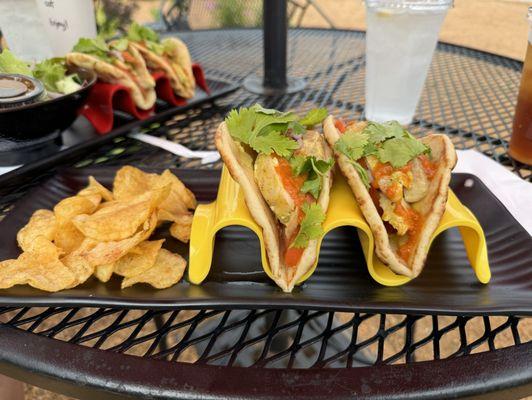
0,167 -> 530,315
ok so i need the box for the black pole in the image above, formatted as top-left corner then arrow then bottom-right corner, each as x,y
243,0 -> 305,95
263,0 -> 287,90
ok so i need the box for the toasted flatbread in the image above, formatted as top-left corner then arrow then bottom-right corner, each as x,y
215,122 -> 332,292
66,46 -> 156,110
130,37 -> 195,99
323,115 -> 457,278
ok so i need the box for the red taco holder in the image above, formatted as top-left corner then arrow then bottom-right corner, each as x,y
82,64 -> 209,134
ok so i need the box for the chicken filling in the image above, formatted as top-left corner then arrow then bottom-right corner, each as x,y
334,119 -> 438,263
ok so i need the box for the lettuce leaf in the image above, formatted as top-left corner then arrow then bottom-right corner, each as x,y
0,49 -> 32,75
72,37 -> 111,62
127,22 -> 160,43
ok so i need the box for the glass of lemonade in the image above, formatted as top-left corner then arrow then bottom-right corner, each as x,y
365,0 -> 453,124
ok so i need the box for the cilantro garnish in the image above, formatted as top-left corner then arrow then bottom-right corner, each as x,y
225,105 -> 300,157
351,161 -> 370,189
365,121 -> 405,143
72,37 -> 111,62
334,132 -> 370,161
224,104 -> 331,158
333,120 -> 430,184
377,136 -> 429,168
299,108 -> 328,128
291,203 -> 325,248
290,155 -> 334,199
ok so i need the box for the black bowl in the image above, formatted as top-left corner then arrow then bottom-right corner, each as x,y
0,68 -> 97,140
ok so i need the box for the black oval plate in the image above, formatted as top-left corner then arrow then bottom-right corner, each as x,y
0,167 -> 530,315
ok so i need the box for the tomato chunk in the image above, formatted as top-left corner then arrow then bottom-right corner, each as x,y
285,246 -> 304,267
334,118 -> 347,133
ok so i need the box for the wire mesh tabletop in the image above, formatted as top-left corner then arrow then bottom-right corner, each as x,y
0,29 -> 531,399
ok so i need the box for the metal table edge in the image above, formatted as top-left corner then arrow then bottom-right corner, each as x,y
0,324 -> 530,400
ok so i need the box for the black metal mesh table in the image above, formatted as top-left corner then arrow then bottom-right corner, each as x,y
0,29 -> 531,399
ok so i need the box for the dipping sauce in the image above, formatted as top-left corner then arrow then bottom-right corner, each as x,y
0,74 -> 44,110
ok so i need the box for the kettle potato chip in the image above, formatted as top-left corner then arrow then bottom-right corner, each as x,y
121,248 -> 186,289
16,209 -> 57,252
94,263 -> 114,283
1,166 -> 195,292
113,239 -> 164,278
78,176 -> 114,201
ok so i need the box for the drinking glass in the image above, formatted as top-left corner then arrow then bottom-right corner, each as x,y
365,0 -> 453,124
509,6 -> 532,165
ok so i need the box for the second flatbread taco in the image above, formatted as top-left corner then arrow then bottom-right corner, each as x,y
323,116 -> 457,278
216,105 -> 334,292
66,37 -> 156,110
126,23 -> 195,99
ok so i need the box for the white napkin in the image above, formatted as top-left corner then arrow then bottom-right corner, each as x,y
128,132 -> 220,165
0,165 -> 21,175
454,149 -> 532,235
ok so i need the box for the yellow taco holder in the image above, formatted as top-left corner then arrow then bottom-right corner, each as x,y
189,166 -> 490,286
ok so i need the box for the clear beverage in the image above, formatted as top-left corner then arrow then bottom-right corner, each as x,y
509,9 -> 532,165
365,1 -> 451,124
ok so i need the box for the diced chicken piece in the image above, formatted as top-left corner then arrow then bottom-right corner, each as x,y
378,176 -> 404,203
284,211 -> 300,243
404,158 -> 429,203
379,194 -> 409,236
254,153 -> 295,224
294,130 -> 326,160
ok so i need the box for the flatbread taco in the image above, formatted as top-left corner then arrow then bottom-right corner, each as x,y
66,37 -> 156,110
323,116 -> 457,278
216,105 -> 334,292
126,23 -> 195,99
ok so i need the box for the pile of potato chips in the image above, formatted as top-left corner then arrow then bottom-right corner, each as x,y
0,166 -> 196,292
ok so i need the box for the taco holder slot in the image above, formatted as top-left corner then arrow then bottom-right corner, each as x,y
189,166 -> 490,287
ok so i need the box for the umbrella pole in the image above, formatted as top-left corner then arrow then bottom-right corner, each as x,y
244,0 -> 306,95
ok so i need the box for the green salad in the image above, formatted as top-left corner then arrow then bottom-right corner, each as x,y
0,49 -> 82,96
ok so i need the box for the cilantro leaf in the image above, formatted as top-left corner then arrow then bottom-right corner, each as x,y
72,37 -> 111,61
251,104 -> 284,115
299,108 -> 328,127
364,121 -> 405,143
0,49 -> 32,75
377,137 -> 430,168
288,121 -> 306,136
289,156 -> 334,199
351,161 -> 370,189
292,203 -> 326,248
127,22 -> 160,43
289,155 -> 308,176
334,131 -> 369,162
252,130 -> 299,157
301,176 -> 321,199
225,106 -> 299,157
